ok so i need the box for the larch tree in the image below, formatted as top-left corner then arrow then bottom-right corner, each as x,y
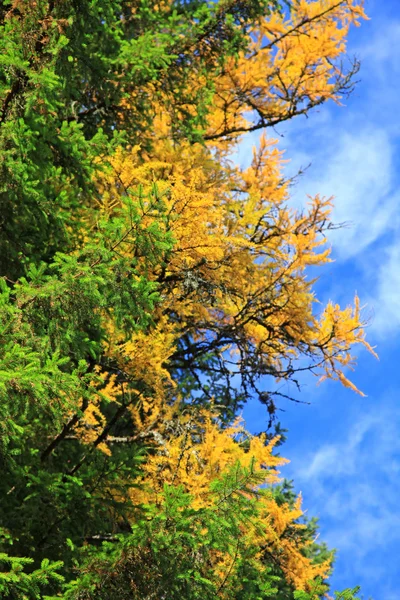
0,0 -> 372,598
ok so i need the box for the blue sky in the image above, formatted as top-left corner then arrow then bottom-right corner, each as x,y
237,1 -> 400,597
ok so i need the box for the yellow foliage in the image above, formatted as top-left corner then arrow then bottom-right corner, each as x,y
318,295 -> 378,394
131,413 -> 285,505
86,2 -> 372,412
94,128 -> 373,400
112,316 -> 176,405
206,0 -> 366,148
129,412 -> 331,590
74,372 -> 120,456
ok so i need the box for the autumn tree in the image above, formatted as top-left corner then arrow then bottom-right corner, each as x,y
0,0 -> 371,598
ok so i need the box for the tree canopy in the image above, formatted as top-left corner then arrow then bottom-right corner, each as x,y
0,0 -> 372,598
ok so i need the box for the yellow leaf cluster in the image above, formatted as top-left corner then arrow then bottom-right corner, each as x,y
207,0 -> 367,148
113,317 -> 176,404
130,411 -> 330,590
101,315 -> 178,435
318,295 -> 378,394
74,372 -> 120,455
131,413 -> 286,506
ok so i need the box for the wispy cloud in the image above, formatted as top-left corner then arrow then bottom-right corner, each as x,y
285,127 -> 396,260
370,242 -> 400,334
286,400 -> 400,563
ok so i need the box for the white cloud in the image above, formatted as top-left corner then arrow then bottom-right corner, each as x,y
370,242 -> 400,334
295,412 -> 378,481
287,403 -> 400,562
354,19 -> 400,85
282,126 -> 396,260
